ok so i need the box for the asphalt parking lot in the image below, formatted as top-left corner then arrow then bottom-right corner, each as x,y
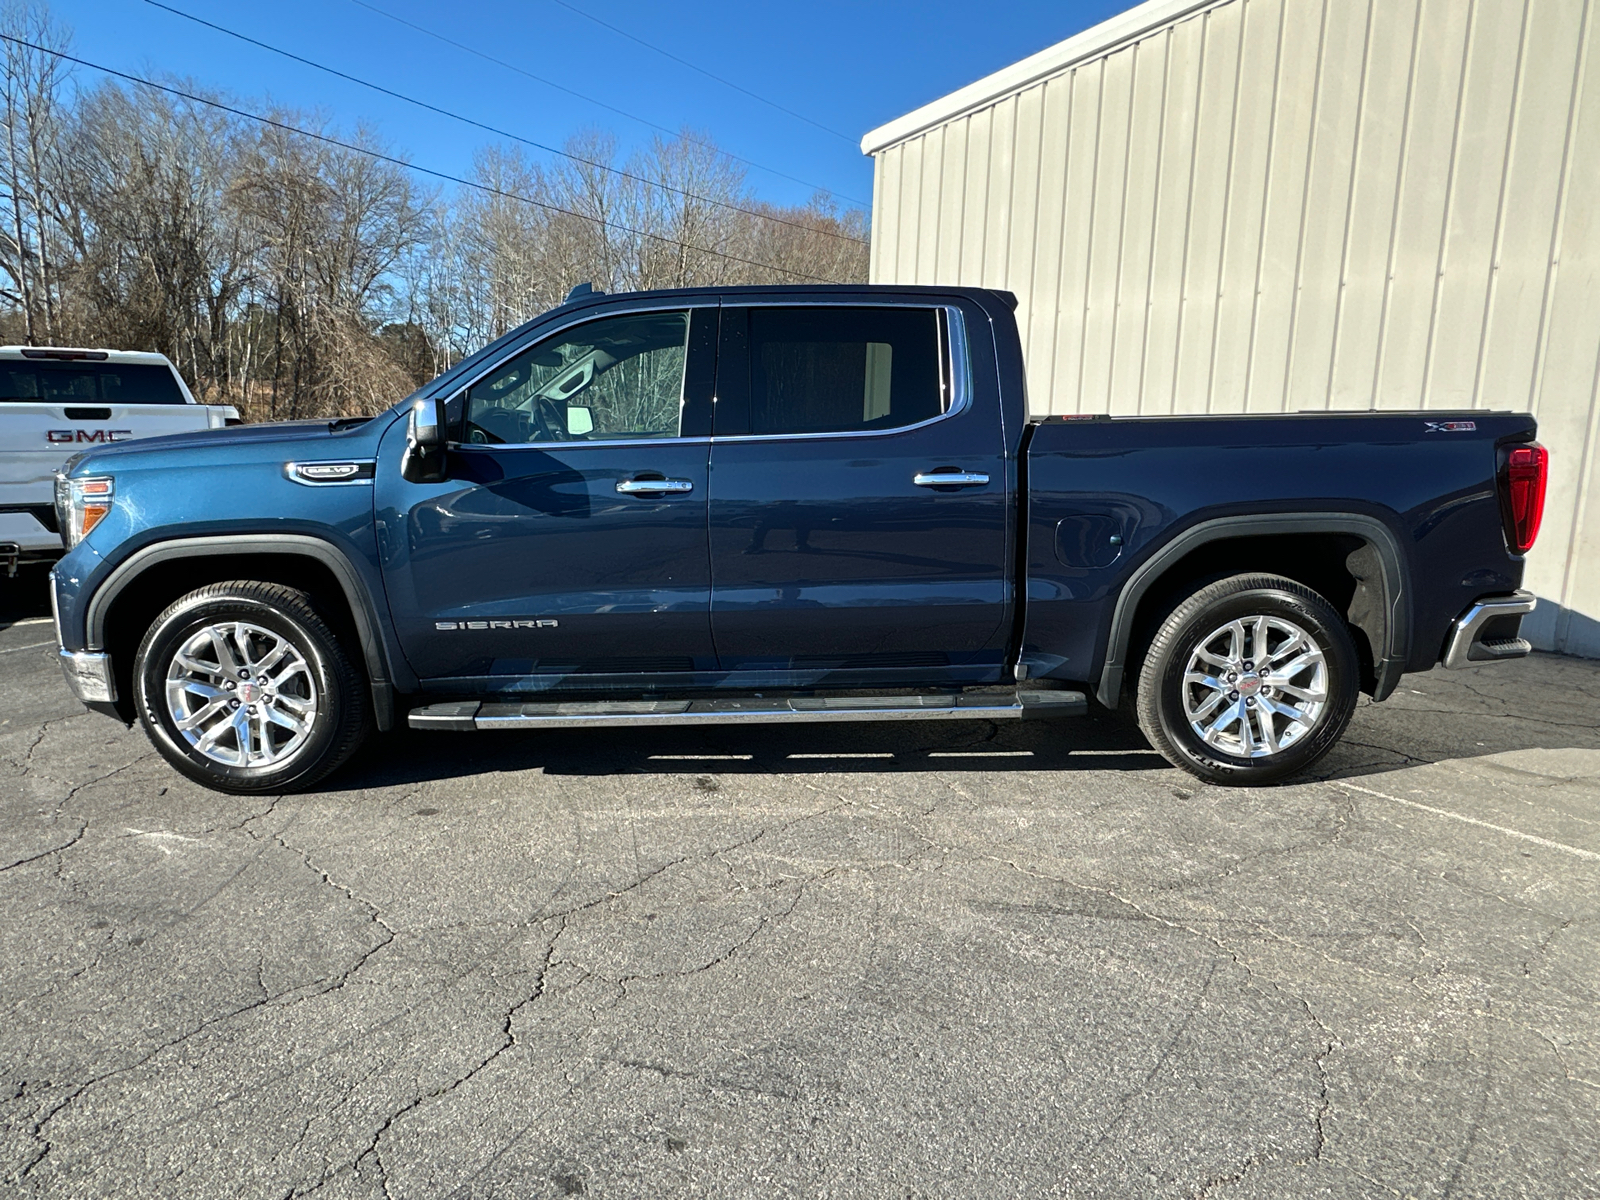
1,573 -> 1597,1199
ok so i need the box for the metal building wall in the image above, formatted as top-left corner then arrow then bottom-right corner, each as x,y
867,0 -> 1600,657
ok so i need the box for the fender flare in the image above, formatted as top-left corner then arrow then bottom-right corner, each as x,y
85,533 -> 399,731
1095,512 -> 1410,709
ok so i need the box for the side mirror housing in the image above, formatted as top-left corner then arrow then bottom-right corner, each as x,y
402,396 -> 448,483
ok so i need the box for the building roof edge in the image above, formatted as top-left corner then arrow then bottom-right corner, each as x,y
860,0 -> 1225,156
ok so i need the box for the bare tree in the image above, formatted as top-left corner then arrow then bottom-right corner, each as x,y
0,0 -> 70,343
0,0 -> 870,421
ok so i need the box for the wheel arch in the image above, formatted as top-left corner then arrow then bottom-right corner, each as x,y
88,534 -> 397,731
1096,513 -> 1409,710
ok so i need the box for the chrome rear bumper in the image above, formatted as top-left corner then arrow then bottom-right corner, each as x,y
1442,591 -> 1537,670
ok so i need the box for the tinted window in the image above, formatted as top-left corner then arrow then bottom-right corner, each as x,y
463,310 -> 690,444
0,362 -> 186,404
741,307 -> 945,436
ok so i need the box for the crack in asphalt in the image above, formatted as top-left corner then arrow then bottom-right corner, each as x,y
1081,959 -> 1219,1159
961,846 -> 1344,1190
5,651 -> 1596,1196
299,919 -> 566,1198
250,798 -> 862,1197
0,753 -> 154,874
6,805 -> 405,1187
7,970 -> 350,1187
269,830 -> 397,1000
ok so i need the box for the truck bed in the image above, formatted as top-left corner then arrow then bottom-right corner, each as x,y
1021,409 -> 1535,702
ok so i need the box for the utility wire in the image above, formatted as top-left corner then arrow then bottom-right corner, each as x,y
0,34 -> 846,284
347,0 -> 868,207
142,0 -> 869,248
546,0 -> 857,145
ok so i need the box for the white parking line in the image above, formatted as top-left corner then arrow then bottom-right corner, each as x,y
788,753 -> 895,759
647,754 -> 753,761
0,641 -> 53,655
1338,781 -> 1599,862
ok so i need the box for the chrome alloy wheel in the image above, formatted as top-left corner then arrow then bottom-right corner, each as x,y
1182,615 -> 1328,759
164,621 -> 318,768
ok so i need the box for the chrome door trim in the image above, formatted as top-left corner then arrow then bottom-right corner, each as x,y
453,436 -> 711,456
440,297 -> 975,451
913,471 -> 989,487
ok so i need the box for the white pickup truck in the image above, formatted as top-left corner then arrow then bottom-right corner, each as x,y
0,347 -> 239,575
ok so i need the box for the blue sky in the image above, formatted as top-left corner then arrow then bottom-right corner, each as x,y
46,0 -> 1128,213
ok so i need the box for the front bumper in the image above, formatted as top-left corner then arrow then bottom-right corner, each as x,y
1441,590 -> 1537,670
58,650 -> 116,704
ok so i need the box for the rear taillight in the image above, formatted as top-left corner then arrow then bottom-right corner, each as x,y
1501,443 -> 1548,553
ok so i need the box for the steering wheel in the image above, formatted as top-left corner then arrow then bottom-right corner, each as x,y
527,392 -> 568,442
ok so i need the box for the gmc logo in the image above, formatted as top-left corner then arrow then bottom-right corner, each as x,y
47,429 -> 132,444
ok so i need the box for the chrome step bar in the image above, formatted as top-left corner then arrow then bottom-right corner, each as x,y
408,689 -> 1087,732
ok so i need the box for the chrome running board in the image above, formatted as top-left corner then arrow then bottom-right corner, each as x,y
408,689 -> 1087,732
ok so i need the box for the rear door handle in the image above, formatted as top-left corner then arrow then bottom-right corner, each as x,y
913,471 -> 990,488
616,478 -> 694,494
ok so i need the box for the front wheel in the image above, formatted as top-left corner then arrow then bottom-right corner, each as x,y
1135,573 -> 1359,786
133,581 -> 371,794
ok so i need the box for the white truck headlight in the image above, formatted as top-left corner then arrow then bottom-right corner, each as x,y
55,474 -> 114,547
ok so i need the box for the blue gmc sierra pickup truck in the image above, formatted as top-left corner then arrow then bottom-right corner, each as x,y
48,284 -> 1548,793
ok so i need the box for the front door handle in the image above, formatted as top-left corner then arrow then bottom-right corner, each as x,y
913,471 -> 990,488
616,477 -> 694,494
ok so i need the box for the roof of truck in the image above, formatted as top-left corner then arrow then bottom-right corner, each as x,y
0,346 -> 178,365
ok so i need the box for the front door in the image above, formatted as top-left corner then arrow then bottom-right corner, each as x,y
378,305 -> 719,686
706,303 -> 1011,683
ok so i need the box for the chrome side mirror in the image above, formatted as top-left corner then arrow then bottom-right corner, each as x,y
401,396 -> 448,483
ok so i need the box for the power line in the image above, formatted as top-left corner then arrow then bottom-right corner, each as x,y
0,34 -> 847,284
347,0 -> 868,207
142,0 -> 869,250
545,0 -> 858,145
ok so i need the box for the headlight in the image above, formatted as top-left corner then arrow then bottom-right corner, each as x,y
55,473 -> 114,547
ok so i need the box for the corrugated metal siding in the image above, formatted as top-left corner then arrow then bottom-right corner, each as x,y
869,0 -> 1600,657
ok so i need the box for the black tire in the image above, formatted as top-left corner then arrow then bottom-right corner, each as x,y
133,581 -> 371,794
1135,573 -> 1359,786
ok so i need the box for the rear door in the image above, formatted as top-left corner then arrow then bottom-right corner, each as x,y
377,304 -> 720,685
706,302 -> 1011,682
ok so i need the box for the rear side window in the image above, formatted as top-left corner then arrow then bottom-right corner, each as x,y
720,307 -> 947,436
0,362 -> 186,404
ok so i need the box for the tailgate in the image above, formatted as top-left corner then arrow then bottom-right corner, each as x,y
0,403 -> 218,505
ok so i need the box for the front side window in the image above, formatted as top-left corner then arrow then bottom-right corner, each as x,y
738,307 -> 946,436
463,310 -> 690,444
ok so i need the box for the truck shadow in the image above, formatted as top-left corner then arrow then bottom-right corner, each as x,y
0,567 -> 53,628
328,712 -> 1172,786
325,653 -> 1600,789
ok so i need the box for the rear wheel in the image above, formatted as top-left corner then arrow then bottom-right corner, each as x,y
1135,573 -> 1359,786
133,581 -> 370,794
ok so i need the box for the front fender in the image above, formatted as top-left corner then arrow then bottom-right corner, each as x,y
54,528 -> 413,731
